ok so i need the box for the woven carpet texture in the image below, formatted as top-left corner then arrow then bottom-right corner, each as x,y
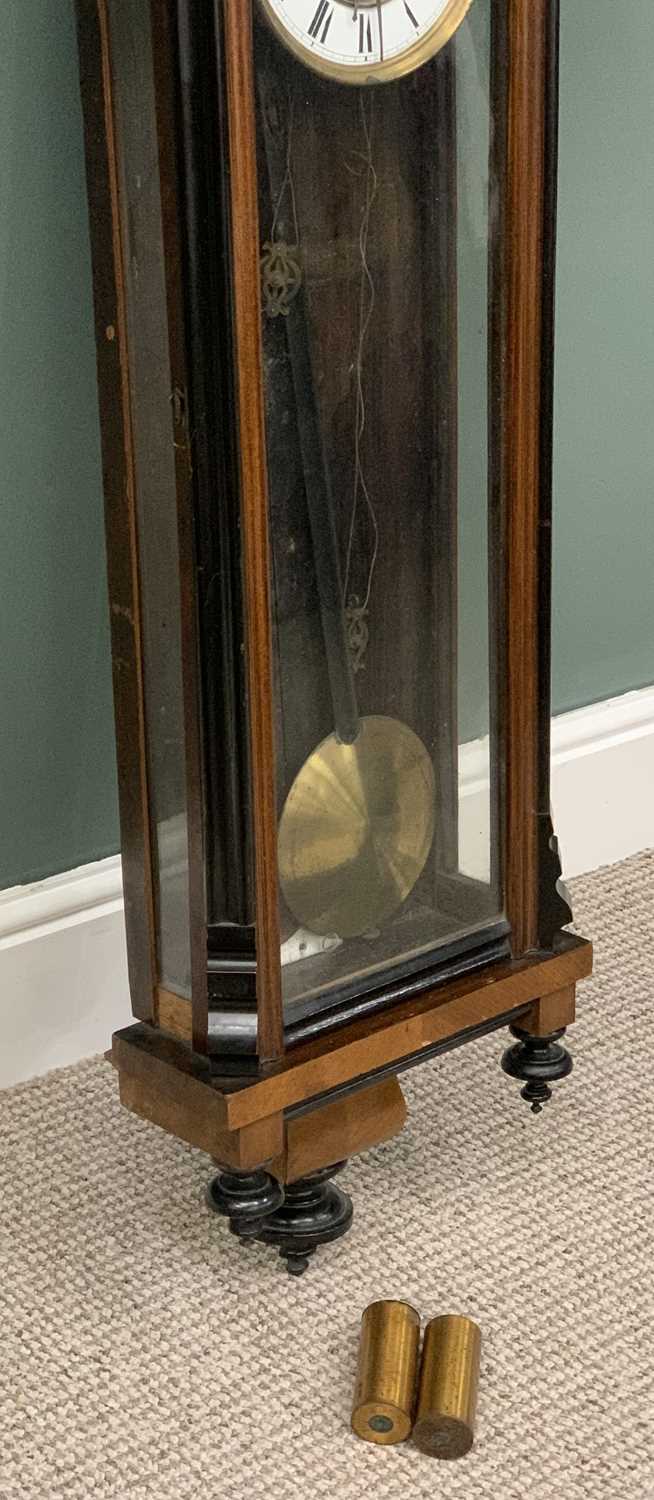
1,852 -> 653,1498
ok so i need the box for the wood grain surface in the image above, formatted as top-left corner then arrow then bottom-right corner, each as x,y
220,936 -> 591,1128
149,0 -> 209,1051
273,1076 -> 407,1183
118,1071 -> 284,1169
75,0 -> 156,1020
112,936 -> 591,1135
500,0 -> 550,954
520,983 -> 576,1037
155,987 -> 194,1043
223,0 -> 284,1064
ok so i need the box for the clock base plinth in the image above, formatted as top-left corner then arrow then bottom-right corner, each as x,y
501,1025 -> 573,1113
208,1162 -> 353,1275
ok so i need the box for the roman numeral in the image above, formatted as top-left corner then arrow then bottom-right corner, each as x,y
358,12 -> 373,53
308,0 -> 333,44
404,1 -> 419,27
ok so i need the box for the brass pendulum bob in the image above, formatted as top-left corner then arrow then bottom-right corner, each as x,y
260,77 -> 435,940
278,715 -> 435,940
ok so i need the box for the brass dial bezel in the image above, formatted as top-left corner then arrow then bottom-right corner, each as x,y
257,0 -> 475,85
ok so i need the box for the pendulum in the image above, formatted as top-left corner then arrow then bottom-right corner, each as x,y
259,72 -> 435,941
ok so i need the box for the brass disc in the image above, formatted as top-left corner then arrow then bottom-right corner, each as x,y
278,715 -> 435,939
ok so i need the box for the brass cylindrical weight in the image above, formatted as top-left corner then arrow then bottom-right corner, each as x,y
413,1315 -> 481,1459
351,1300 -> 420,1445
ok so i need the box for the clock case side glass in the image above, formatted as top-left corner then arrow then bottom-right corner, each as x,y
76,0 -> 209,1035
105,0 -> 197,1013
147,0 -> 267,1046
76,0 -> 258,1051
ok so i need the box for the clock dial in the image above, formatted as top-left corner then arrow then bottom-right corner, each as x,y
258,0 -> 474,83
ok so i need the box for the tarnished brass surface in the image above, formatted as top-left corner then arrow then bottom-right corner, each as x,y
278,716 -> 435,938
351,1299 -> 420,1445
413,1314 -> 481,1459
258,0 -> 475,87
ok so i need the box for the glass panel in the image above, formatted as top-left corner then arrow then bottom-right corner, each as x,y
174,6 -> 256,945
255,0 -> 503,1023
110,0 -> 191,996
456,0 -> 492,885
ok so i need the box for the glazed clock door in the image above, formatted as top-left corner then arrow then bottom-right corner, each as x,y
248,0 -> 506,1022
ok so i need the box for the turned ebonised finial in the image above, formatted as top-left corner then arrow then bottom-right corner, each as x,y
207,1161 -> 353,1274
257,1162 -> 354,1275
501,1025 -> 573,1113
207,1167 -> 285,1237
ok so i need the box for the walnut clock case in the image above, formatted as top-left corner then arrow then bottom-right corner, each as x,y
76,0 -> 592,1275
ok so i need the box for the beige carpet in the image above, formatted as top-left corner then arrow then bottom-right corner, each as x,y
1,853 -> 653,1499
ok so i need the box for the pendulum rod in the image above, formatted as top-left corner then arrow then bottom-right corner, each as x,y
256,50 -> 435,941
258,74 -> 359,747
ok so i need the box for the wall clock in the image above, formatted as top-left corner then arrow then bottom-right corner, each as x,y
75,0 -> 592,1276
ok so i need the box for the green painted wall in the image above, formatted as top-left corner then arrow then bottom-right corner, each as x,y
553,0 -> 654,712
0,0 -> 652,886
0,1 -> 118,887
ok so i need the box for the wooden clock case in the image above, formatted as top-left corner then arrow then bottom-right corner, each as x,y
76,0 -> 592,1273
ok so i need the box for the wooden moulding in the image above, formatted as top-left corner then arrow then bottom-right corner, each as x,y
220,936 -> 591,1130
500,0 -> 557,955
222,0 -> 284,1065
113,935 -> 591,1137
519,984 -> 576,1037
155,987 -> 194,1044
114,1046 -> 284,1170
116,1071 -> 406,1183
272,1077 -> 407,1185
75,0 -> 156,1020
149,0 -> 209,1054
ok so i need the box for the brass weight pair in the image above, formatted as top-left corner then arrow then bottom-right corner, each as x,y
351,1301 -> 481,1458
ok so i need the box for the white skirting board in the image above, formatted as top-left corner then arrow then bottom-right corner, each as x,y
0,857 -> 131,1090
458,684 -> 654,884
1,685 -> 653,1089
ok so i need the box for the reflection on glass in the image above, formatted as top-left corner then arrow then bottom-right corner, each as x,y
111,0 -> 191,997
255,1 -> 502,1021
457,0 -> 492,886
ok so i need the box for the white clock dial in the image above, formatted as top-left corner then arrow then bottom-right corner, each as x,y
258,0 -> 474,84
